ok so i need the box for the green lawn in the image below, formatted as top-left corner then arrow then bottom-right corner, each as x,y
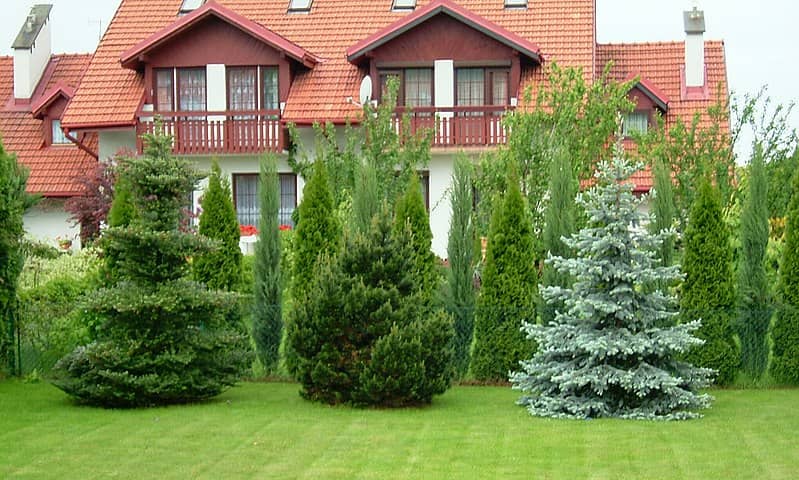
1,382 -> 797,479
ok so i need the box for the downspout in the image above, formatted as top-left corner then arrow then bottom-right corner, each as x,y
64,128 -> 99,160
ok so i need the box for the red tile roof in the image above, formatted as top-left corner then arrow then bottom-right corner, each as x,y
0,54 -> 97,197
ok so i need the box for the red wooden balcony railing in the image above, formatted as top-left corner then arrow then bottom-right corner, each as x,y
393,106 -> 513,147
136,110 -> 284,155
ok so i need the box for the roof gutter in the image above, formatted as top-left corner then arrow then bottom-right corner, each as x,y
63,129 -> 99,160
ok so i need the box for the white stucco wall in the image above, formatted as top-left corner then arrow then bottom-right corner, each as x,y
427,153 -> 456,258
23,199 -> 81,250
98,129 -> 137,162
13,17 -> 51,99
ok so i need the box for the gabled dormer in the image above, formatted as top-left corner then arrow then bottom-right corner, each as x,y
622,73 -> 670,137
31,82 -> 76,146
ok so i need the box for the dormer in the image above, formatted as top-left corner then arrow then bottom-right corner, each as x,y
31,82 -> 75,146
621,74 -> 669,137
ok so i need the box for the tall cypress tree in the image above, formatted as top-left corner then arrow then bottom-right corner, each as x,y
650,158 -> 676,268
447,155 -> 475,379
681,178 -> 740,386
472,175 -> 538,382
511,158 -> 712,420
351,161 -> 379,236
253,155 -> 282,373
541,146 -> 576,324
771,165 -> 799,384
737,145 -> 771,380
394,174 -> 437,297
194,159 -> 242,291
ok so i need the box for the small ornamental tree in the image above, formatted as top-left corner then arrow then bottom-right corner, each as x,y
394,173 -> 437,297
51,129 -> 252,407
681,179 -> 739,386
253,155 -> 282,373
1,140 -> 36,373
771,167 -> 799,384
107,171 -> 136,228
193,159 -> 242,291
472,175 -> 538,382
65,161 -> 115,246
512,158 -> 713,420
737,145 -> 771,380
290,205 -> 454,406
446,155 -> 476,379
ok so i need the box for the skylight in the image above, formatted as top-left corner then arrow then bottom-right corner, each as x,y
392,0 -> 416,11
179,0 -> 205,15
288,0 -> 313,13
504,0 -> 527,8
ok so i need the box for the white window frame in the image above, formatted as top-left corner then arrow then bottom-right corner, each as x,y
392,0 -> 416,11
288,0 -> 313,13
623,111 -> 649,136
51,119 -> 70,145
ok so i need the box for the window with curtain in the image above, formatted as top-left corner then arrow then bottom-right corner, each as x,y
51,119 -> 69,144
234,173 -> 297,228
228,67 -> 256,111
490,70 -> 509,106
178,68 -> 206,112
623,111 -> 649,136
404,68 -> 433,109
262,67 -> 279,111
456,68 -> 485,107
155,69 -> 174,112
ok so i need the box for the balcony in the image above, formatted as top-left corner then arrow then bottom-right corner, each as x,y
393,106 -> 512,147
136,110 -> 285,155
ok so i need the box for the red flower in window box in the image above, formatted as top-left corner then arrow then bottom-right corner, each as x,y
239,224 -> 259,236
279,224 -> 292,231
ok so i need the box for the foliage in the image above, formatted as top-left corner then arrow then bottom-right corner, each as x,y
394,173 -> 438,297
289,206 -> 453,406
51,129 -> 252,407
446,155 -> 476,379
107,168 -> 136,228
472,175 -> 538,382
736,145 -> 772,380
64,161 -> 115,246
351,160 -> 380,236
193,159 -> 242,291
1,139 -> 37,374
767,147 -> 799,219
771,167 -> 799,384
650,157 -> 676,268
680,179 -> 739,386
253,155 -> 282,373
512,157 -> 713,420
540,145 -> 577,324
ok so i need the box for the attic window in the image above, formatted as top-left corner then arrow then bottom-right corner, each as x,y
179,0 -> 205,15
288,0 -> 313,13
504,0 -> 527,8
392,0 -> 416,11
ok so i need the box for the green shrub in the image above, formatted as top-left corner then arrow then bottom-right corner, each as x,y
772,167 -> 799,384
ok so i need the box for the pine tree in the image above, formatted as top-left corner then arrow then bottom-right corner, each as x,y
0,140 -> 35,373
681,178 -> 739,386
541,146 -> 576,324
51,130 -> 252,407
394,173 -> 437,297
446,155 -> 476,379
771,165 -> 799,384
107,172 -> 136,227
252,155 -> 282,373
472,175 -> 538,382
511,158 -> 713,420
194,159 -> 243,291
737,145 -> 772,380
650,158 -> 676,268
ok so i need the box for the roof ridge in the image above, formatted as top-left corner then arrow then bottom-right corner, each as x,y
597,39 -> 724,48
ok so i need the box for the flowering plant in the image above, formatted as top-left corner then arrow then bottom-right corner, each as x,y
279,224 -> 292,231
239,224 -> 259,236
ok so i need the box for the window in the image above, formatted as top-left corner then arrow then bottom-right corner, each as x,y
504,0 -> 527,8
179,0 -> 205,15
404,68 -> 433,109
234,173 -> 297,228
262,67 -> 279,111
177,68 -> 206,112
456,68 -> 485,108
379,70 -> 401,103
155,69 -> 175,112
623,111 -> 649,136
392,0 -> 416,11
228,67 -> 257,111
51,119 -> 69,144
288,0 -> 312,13
489,70 -> 509,106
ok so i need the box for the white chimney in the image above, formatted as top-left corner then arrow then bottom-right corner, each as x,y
683,7 -> 706,88
12,5 -> 53,101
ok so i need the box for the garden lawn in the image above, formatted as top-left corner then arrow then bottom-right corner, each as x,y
1,382 -> 797,479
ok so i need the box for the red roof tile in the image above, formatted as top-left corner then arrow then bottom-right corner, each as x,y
0,55 -> 97,197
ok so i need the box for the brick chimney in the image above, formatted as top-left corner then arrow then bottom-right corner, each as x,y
683,6 -> 706,88
12,4 -> 53,101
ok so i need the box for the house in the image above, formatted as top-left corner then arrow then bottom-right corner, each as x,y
1,5 -> 96,248
52,0 -> 726,257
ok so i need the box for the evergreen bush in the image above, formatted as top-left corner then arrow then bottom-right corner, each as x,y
472,176 -> 538,382
511,158 -> 713,420
51,130 -> 252,407
681,179 -> 739,386
394,173 -> 438,297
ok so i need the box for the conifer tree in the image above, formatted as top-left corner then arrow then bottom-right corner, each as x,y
446,155 -> 475,378
0,141 -> 35,373
394,173 -> 437,297
51,130 -> 251,407
194,159 -> 242,291
771,166 -> 799,384
737,145 -> 771,380
351,161 -> 379,235
472,175 -> 538,381
253,155 -> 282,373
107,172 -> 136,227
512,158 -> 713,420
681,179 -> 739,386
650,158 -> 676,268
541,146 -> 576,324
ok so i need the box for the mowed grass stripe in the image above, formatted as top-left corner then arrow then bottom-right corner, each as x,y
1,382 -> 798,479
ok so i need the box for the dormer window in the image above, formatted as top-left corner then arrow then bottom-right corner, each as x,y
288,0 -> 313,13
504,0 -> 528,8
51,119 -> 70,144
179,0 -> 205,16
392,0 -> 416,11
623,111 -> 649,136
